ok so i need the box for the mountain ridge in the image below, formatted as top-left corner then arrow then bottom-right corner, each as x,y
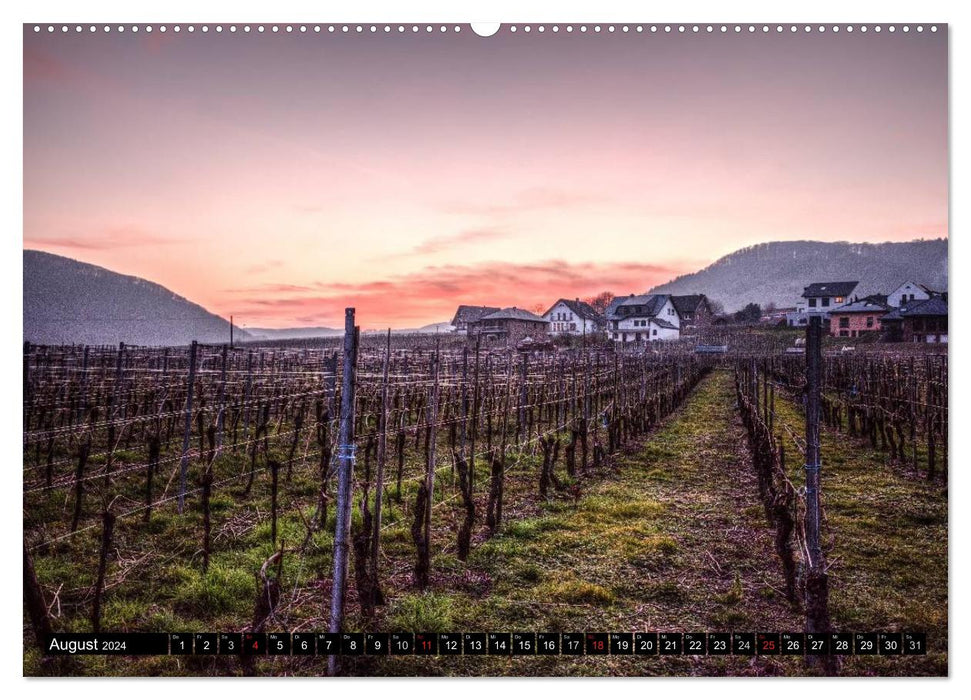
24,250 -> 248,346
648,239 -> 948,312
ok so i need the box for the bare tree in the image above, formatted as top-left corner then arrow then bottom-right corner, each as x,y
585,291 -> 615,315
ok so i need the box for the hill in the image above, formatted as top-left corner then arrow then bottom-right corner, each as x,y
24,250 -> 248,346
649,239 -> 947,312
246,326 -> 343,340
252,322 -> 455,339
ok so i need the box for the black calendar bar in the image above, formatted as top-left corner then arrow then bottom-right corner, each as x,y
43,633 -> 169,655
38,632 -> 929,656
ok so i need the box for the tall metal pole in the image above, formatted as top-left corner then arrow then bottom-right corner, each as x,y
804,317 -> 823,570
177,340 -> 198,514
328,309 -> 358,676
804,315 -> 835,674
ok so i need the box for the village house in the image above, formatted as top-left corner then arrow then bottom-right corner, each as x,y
886,281 -> 937,308
467,307 -> 550,344
542,298 -> 605,337
787,281 -> 859,327
670,294 -> 714,329
829,297 -> 890,338
450,305 -> 500,334
605,293 -> 680,343
763,306 -> 797,325
800,280 -> 858,314
880,295 -> 948,344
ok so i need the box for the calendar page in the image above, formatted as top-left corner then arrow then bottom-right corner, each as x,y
22,20 -> 947,678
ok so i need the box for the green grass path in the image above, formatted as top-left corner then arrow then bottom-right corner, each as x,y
367,369 -> 807,676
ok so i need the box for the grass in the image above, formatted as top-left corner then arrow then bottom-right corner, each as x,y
387,593 -> 456,633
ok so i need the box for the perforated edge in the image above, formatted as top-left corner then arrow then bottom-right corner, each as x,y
29,24 -> 942,35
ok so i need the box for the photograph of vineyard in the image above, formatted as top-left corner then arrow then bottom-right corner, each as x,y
22,322 -> 948,676
23,25 -> 946,677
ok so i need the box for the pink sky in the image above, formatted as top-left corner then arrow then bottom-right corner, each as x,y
23,26 -> 948,328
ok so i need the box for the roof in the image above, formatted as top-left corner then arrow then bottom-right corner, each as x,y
651,318 -> 678,330
801,281 -> 858,299
480,307 -> 549,323
900,296 -> 948,317
670,294 -> 709,316
451,305 -> 500,325
882,296 -> 948,321
544,298 -> 604,322
831,299 -> 890,314
606,293 -> 671,320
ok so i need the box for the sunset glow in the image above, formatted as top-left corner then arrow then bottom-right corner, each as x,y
23,26 -> 948,329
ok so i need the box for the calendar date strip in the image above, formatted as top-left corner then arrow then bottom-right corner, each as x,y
43,631 -> 926,656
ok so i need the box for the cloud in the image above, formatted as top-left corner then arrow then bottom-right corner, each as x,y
388,227 -> 508,258
227,258 -> 689,328
242,259 -> 286,275
225,282 -> 316,294
25,225 -> 178,251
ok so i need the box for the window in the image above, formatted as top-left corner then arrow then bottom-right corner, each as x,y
835,297 -> 843,303
866,317 -> 874,328
822,298 -> 830,307
635,333 -> 641,342
809,298 -> 817,308
839,330 -> 849,337
653,329 -> 658,336
839,317 -> 849,329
